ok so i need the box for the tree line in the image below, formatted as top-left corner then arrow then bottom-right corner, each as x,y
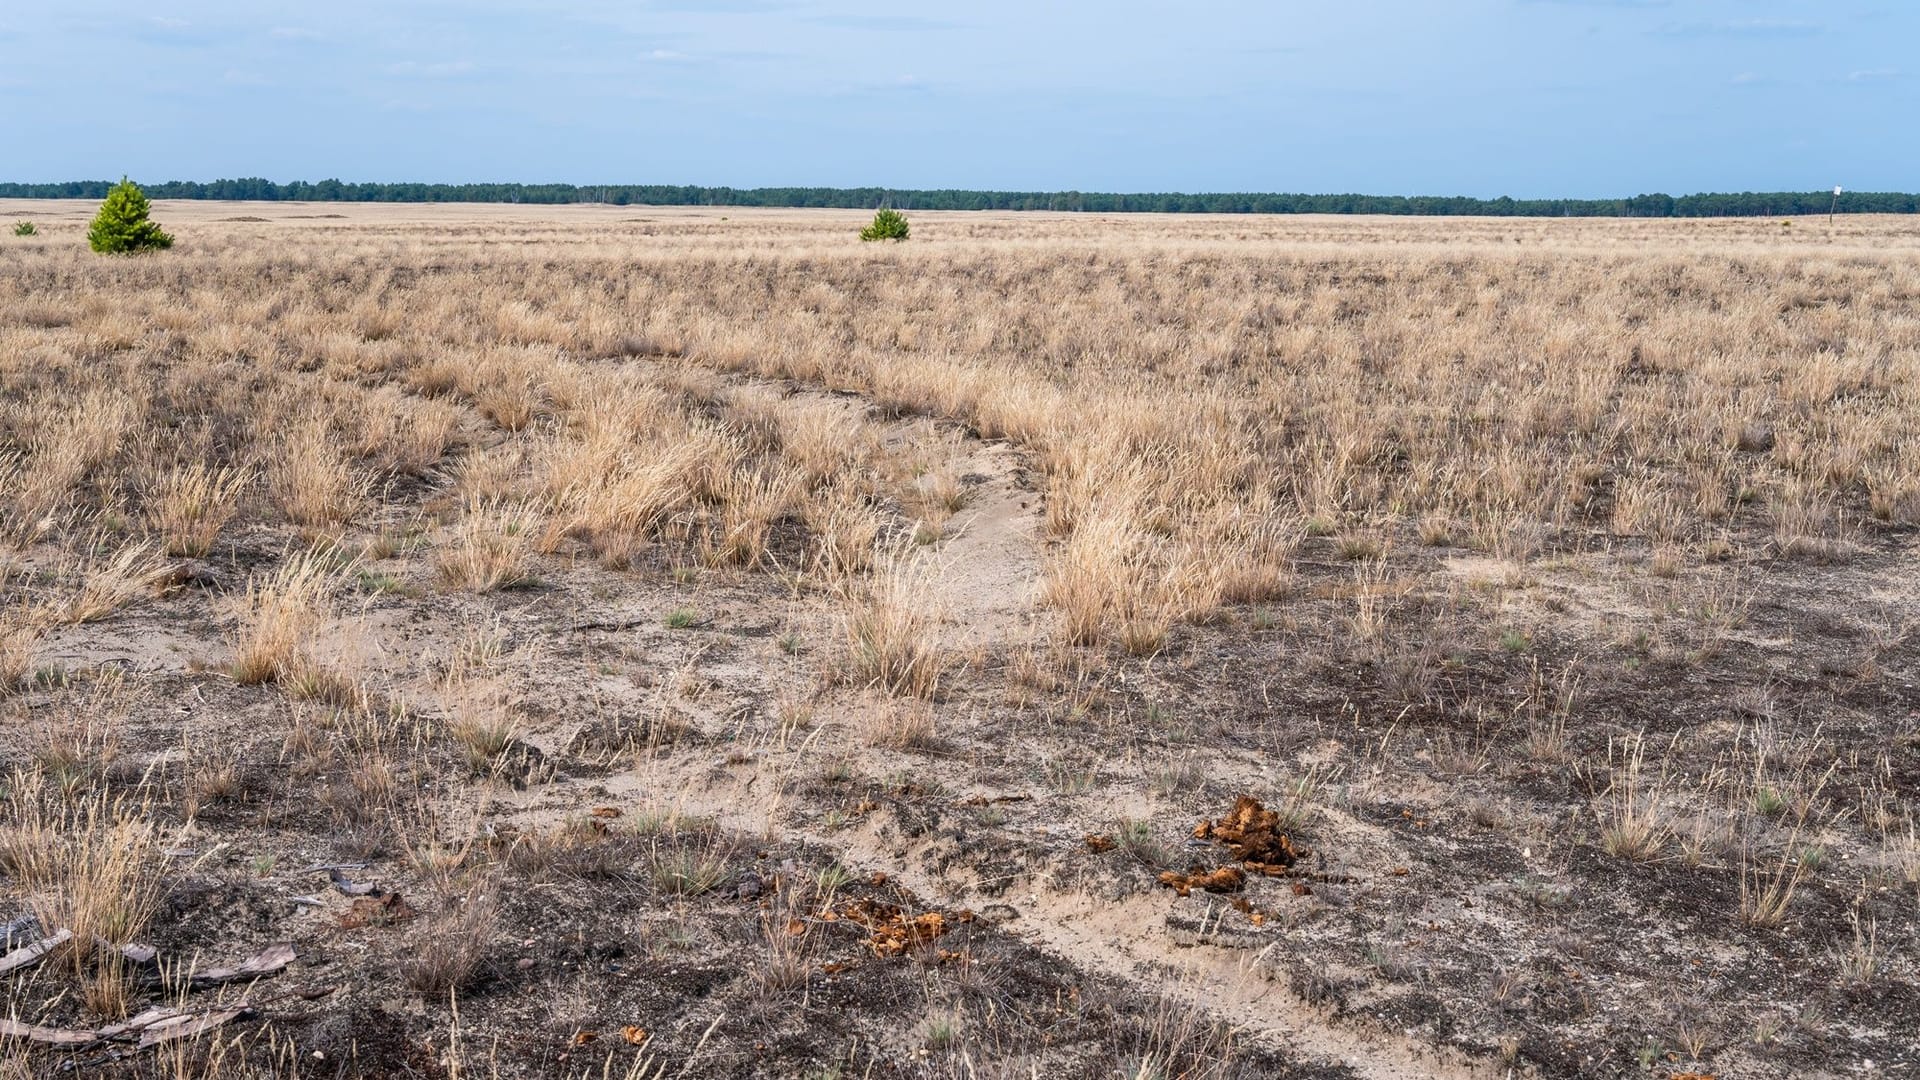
2,179 -> 1914,217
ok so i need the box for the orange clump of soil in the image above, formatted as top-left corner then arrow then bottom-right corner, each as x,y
338,892 -> 419,928
829,899 -> 972,957
1156,866 -> 1246,896
1195,796 -> 1309,874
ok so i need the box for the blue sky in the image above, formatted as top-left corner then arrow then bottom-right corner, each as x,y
0,1 -> 1912,196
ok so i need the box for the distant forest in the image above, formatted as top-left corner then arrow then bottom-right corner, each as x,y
3,179 -> 1915,217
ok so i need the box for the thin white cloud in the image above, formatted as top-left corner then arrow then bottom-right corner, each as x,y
1847,68 -> 1900,82
1655,18 -> 1821,39
386,59 -> 478,78
806,15 -> 958,31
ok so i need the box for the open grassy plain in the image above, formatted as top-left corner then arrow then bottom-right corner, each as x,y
1,201 -> 1917,1078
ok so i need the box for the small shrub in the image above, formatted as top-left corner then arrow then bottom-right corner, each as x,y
87,178 -> 174,254
859,208 -> 910,242
12,222 -> 35,237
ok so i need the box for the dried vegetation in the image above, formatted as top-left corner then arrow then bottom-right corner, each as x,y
0,203 -> 1916,1078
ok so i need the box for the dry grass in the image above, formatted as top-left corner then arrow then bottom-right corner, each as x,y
0,609 -> 38,694
146,462 -> 251,556
0,775 -> 164,1012
1739,842 -> 1810,929
30,674 -> 130,796
836,546 -> 946,698
1600,734 -> 1673,862
804,479 -> 884,575
401,881 -> 500,995
228,547 -> 338,685
703,463 -> 800,568
443,677 -> 520,775
57,540 -> 171,624
862,698 -> 939,751
268,421 -> 364,531
436,500 -> 539,591
1044,499 -> 1160,650
7,210 -> 1917,649
753,890 -> 816,996
2,204 -> 1918,1078
363,391 -> 462,475
644,832 -> 734,896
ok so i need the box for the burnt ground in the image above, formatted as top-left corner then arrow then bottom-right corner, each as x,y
2,362 -> 1917,1080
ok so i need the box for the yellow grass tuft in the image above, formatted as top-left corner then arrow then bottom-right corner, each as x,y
146,462 -> 252,556
838,545 -> 946,698
436,500 -> 540,591
229,547 -> 339,685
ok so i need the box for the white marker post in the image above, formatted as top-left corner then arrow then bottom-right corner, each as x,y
1830,185 -> 1842,227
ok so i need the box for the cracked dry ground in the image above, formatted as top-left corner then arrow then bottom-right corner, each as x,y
0,205 -> 1917,1079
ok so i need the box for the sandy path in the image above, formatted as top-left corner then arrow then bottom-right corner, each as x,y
921,438 -> 1045,651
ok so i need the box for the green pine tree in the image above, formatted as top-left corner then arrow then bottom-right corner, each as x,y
88,178 -> 174,253
859,208 -> 909,241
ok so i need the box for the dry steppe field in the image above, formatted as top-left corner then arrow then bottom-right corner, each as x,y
1,200 -> 1917,1079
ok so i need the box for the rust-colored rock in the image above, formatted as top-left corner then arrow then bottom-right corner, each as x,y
1195,796 -> 1309,875
1156,865 -> 1246,897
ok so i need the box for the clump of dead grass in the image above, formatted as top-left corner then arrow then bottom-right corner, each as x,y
1738,841 -> 1810,929
804,479 -> 883,575
229,547 -> 340,686
836,545 -> 946,698
401,880 -> 500,995
145,462 -> 251,556
0,773 -> 165,1016
29,673 -> 131,796
862,698 -> 939,751
0,607 -> 41,694
56,539 -> 171,624
362,392 -> 462,474
644,830 -> 734,896
702,464 -> 799,568
436,500 -> 540,591
267,421 -> 365,531
1044,499 -> 1163,652
1599,733 -> 1673,862
443,675 -> 520,775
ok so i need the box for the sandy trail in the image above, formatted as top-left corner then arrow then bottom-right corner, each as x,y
919,438 -> 1046,651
